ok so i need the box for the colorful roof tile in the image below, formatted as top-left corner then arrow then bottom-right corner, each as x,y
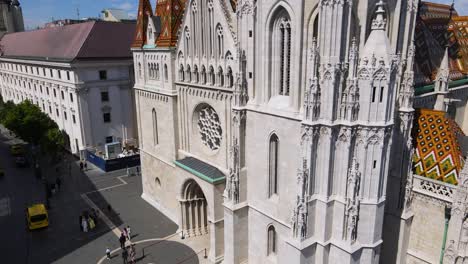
155,0 -> 186,47
412,109 -> 465,185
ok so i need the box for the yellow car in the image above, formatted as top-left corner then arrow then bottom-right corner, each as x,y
27,204 -> 49,230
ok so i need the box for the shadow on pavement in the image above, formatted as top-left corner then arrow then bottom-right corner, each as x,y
0,128 -> 184,264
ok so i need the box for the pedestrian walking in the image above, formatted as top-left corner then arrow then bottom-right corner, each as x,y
123,227 -> 128,240
106,247 -> 111,260
119,233 -> 126,249
79,161 -> 84,171
88,217 -> 95,230
84,161 -> 88,171
82,217 -> 88,232
126,225 -> 131,240
122,248 -> 128,264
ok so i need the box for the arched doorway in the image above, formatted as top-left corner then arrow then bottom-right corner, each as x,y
180,179 -> 208,237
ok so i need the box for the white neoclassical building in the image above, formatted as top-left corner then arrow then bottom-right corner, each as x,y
0,21 -> 137,155
132,0 -> 420,263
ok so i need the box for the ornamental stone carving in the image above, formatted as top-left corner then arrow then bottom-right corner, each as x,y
345,158 -> 361,242
197,105 -> 222,150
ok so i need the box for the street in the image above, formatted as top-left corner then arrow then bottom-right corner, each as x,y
0,129 -> 209,264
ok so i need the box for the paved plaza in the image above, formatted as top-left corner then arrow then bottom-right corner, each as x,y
0,126 -> 211,264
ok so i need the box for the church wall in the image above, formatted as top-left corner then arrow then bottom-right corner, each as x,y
406,194 -> 446,264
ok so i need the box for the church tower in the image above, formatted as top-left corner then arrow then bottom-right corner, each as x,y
293,1 -> 399,262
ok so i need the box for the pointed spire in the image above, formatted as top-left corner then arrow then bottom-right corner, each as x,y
371,0 -> 387,31
132,0 -> 153,48
348,37 -> 358,76
360,1 -> 391,65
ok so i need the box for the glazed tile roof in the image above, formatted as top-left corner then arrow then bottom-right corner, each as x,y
175,157 -> 225,184
413,109 -> 464,185
0,21 -> 136,62
414,2 -> 468,94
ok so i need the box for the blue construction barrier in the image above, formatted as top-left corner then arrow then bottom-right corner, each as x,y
85,150 -> 140,172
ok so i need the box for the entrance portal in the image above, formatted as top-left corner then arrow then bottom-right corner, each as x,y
180,179 -> 208,237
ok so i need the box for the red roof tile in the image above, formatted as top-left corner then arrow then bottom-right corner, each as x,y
0,21 -> 136,62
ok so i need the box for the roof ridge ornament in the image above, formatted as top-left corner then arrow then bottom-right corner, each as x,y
371,0 -> 387,31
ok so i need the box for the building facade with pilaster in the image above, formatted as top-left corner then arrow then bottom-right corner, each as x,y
0,21 -> 137,155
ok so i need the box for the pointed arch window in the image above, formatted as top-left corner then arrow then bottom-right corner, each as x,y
216,24 -> 224,58
156,64 -> 160,80
193,65 -> 199,83
267,225 -> 277,255
152,108 -> 158,145
184,27 -> 191,56
268,134 -> 279,197
209,66 -> 215,85
179,64 -> 185,81
270,9 -> 292,97
217,67 -> 224,87
164,64 -> 168,81
186,65 -> 192,82
201,66 -> 207,84
227,67 -> 233,88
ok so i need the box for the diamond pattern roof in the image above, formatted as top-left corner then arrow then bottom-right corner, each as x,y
413,109 -> 465,185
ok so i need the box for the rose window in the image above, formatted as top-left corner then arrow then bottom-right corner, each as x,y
197,106 -> 222,150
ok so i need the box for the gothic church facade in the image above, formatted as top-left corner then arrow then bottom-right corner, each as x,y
132,0 -> 419,263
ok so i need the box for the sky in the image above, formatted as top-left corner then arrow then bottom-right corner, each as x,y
20,0 -> 157,29
18,0 -> 468,30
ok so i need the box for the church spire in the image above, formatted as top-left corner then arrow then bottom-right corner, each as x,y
360,0 -> 391,65
434,47 -> 450,111
132,0 -> 153,48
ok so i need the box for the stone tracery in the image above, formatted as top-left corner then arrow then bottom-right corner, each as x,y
197,105 -> 222,150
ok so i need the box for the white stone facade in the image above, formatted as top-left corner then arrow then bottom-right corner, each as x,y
0,58 -> 136,155
134,0 -> 419,263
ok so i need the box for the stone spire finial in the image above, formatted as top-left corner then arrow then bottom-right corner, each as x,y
371,0 -> 387,31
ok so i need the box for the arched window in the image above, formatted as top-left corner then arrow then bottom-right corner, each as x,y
268,134 -> 279,197
270,9 -> 292,96
227,67 -> 233,88
164,64 -> 168,81
193,65 -> 199,83
201,66 -> 207,84
152,108 -> 158,145
216,24 -> 224,58
209,66 -> 215,85
267,225 -> 276,255
186,65 -> 192,82
217,67 -> 224,87
184,27 -> 191,56
138,63 -> 142,78
208,0 -> 214,57
156,64 -> 160,80
179,64 -> 185,81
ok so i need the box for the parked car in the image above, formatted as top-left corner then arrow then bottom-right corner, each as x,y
15,156 -> 28,167
10,144 -> 25,156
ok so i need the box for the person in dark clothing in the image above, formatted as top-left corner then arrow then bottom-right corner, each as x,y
84,161 -> 88,171
79,215 -> 83,231
79,161 -> 84,171
56,178 -> 61,190
119,233 -> 126,249
122,248 -> 128,264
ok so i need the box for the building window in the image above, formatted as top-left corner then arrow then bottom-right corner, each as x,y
103,112 -> 111,123
56,108 -> 59,117
216,24 -> 224,58
152,108 -> 158,145
61,90 -> 64,100
58,70 -> 61,79
105,136 -> 113,143
70,93 -> 73,102
156,64 -> 160,80
268,134 -> 279,197
217,67 -> 224,87
99,70 -> 107,80
40,85 -> 42,93
72,114 -> 76,124
64,111 -> 67,120
164,64 -> 168,81
227,67 -> 233,88
179,65 -> 185,81
53,89 -> 56,97
66,71 -> 70,80
101,91 -> 109,102
50,69 -> 53,77
271,9 -> 292,96
267,226 -> 277,256
46,87 -> 49,95
49,106 -> 52,114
